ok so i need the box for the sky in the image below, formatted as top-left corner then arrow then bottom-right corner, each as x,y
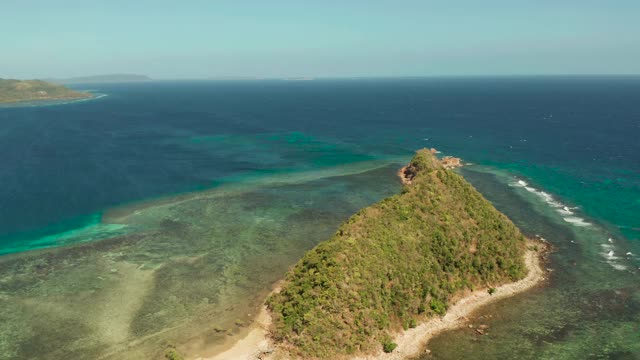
2,0 -> 640,79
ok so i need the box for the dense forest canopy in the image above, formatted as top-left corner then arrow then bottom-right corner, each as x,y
268,149 -> 527,358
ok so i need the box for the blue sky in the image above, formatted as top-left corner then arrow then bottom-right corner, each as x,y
2,0 -> 639,79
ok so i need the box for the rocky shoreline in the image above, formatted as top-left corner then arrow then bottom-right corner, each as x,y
199,241 -> 549,360
398,148 -> 463,185
198,151 -> 549,360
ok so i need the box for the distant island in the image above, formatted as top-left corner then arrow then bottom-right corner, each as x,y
0,78 -> 91,104
47,74 -> 152,85
208,149 -> 548,360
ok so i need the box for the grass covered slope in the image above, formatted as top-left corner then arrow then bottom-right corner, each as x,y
267,149 -> 527,358
0,78 -> 90,103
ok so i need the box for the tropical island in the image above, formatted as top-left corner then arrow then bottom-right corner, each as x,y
0,78 -> 91,104
47,73 -> 152,84
206,149 -> 548,360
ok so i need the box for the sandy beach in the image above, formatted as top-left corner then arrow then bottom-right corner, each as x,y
200,243 -> 547,360
200,305 -> 274,360
350,245 -> 546,360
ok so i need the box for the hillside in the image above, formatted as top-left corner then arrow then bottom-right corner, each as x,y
267,149 -> 528,358
48,74 -> 152,84
0,78 -> 91,104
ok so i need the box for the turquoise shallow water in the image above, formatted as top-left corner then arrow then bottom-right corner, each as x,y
0,78 -> 638,359
420,167 -> 640,359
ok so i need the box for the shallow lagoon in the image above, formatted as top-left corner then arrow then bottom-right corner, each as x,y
0,78 -> 638,359
0,164 -> 403,359
421,168 -> 640,359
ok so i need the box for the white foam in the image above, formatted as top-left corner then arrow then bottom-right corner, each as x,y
599,243 -> 634,271
538,191 -> 553,202
558,206 -> 574,215
536,191 -> 564,208
563,216 -> 592,227
512,178 -> 588,224
3,93 -> 109,108
508,176 -> 632,272
609,263 -> 628,271
601,243 -> 614,250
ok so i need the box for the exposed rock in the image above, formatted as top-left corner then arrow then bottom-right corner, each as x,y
257,349 -> 274,360
441,156 -> 463,169
399,149 -> 463,184
398,165 -> 417,185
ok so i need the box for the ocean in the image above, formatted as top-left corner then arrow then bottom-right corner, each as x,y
0,77 -> 638,359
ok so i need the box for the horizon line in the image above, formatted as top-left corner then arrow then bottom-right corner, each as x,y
5,73 -> 640,82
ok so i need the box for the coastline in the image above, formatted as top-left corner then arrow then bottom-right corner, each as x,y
199,304 -> 275,360
350,243 -> 548,360
0,93 -> 93,105
200,242 -> 548,360
0,92 -> 101,109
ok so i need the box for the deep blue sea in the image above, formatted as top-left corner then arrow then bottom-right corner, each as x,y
0,78 -> 638,359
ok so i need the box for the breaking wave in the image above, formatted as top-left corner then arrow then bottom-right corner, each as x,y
512,179 -> 591,227
511,178 -> 635,272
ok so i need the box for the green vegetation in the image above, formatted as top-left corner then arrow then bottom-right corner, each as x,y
48,73 -> 152,84
0,78 -> 90,104
164,345 -> 184,360
382,339 -> 398,353
267,149 -> 527,358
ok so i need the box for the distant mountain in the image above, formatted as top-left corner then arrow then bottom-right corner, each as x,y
48,74 -> 152,84
0,78 -> 91,104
